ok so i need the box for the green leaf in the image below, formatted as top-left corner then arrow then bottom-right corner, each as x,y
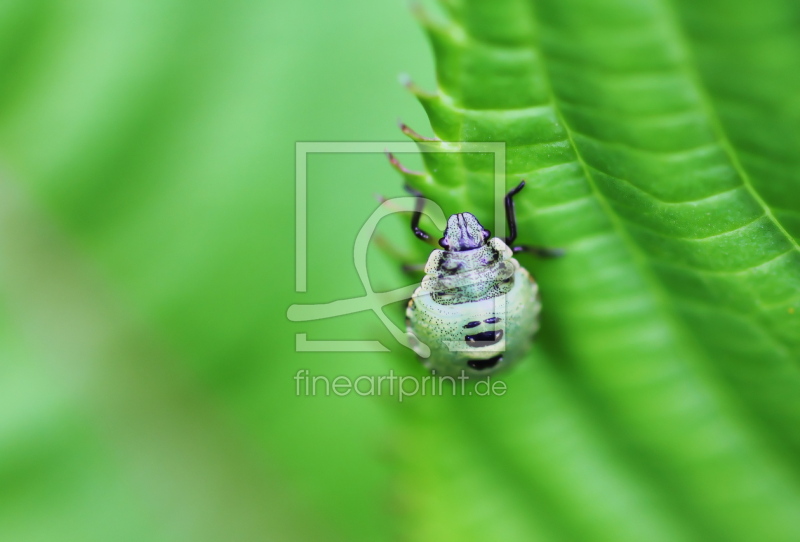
387,0 -> 800,540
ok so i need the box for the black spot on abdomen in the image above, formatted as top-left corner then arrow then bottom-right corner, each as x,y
465,329 -> 504,348
468,355 -> 502,370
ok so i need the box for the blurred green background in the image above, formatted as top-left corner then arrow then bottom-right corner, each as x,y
2,0 -> 800,541
0,1 -> 434,540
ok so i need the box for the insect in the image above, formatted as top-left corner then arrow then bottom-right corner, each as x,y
404,181 -> 562,377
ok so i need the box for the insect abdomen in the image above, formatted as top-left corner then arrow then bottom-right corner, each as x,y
407,243 -> 541,377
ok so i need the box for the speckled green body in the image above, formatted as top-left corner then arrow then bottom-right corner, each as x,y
406,235 -> 541,377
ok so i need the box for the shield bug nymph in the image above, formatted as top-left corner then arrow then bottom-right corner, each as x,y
404,181 -> 562,377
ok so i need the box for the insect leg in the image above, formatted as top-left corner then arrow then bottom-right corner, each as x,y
401,263 -> 427,274
513,245 -> 565,258
505,181 -> 565,257
504,180 -> 526,245
404,185 -> 431,242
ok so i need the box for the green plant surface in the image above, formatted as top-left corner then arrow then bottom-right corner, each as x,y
386,1 -> 800,540
1,0 -> 799,542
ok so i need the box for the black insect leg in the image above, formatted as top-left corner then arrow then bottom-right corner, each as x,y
504,180 -> 526,246
512,245 -> 565,258
404,185 -> 431,242
401,263 -> 427,274
505,180 -> 565,257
